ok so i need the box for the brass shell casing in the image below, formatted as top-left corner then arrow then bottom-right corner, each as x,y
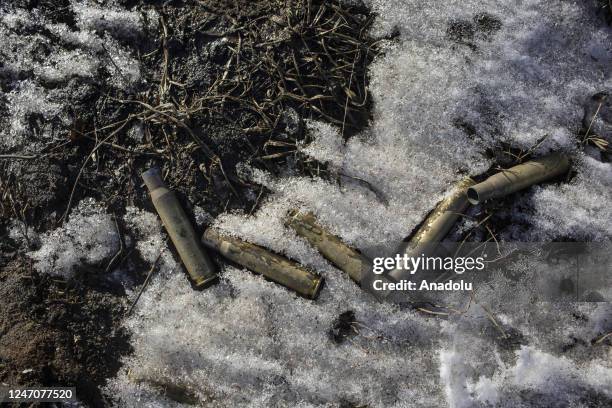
142,168 -> 217,287
285,210 -> 369,283
201,228 -> 323,299
388,177 -> 476,283
467,153 -> 571,205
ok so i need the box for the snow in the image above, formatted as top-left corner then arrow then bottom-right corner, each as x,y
439,300 -> 612,408
72,1 -> 144,40
4,81 -> 62,149
466,345 -> 612,406
526,155 -> 612,240
108,261 -> 445,406
27,198 -> 120,278
0,1 -> 151,151
123,205 -> 179,276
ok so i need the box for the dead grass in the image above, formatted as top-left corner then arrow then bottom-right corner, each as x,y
55,0 -> 384,220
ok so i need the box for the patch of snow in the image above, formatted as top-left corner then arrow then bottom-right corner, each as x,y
123,205 -> 178,276
468,346 -> 612,406
126,122 -> 145,143
27,198 -> 120,278
4,81 -> 62,149
0,2 -> 152,150
526,155 -> 612,240
72,1 -> 144,40
107,260 -> 444,406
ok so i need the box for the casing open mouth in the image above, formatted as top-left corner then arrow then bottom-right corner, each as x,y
467,187 -> 480,205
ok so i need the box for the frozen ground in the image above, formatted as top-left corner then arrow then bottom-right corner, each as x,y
0,1 -> 152,152
2,0 -> 611,407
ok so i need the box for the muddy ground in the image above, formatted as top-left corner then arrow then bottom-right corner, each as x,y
0,0 -> 382,405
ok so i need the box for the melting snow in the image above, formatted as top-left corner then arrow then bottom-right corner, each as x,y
27,198 -> 120,278
0,0 -> 151,151
4,0 -> 610,406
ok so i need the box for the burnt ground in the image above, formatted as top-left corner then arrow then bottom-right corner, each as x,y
0,0 -> 383,405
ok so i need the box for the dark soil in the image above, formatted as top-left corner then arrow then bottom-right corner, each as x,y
446,12 -> 502,50
0,257 -> 131,407
0,0 -> 382,406
329,310 -> 357,344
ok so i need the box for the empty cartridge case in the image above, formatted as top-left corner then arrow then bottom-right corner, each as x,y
467,152 -> 571,205
285,209 -> 370,283
388,177 -> 475,283
202,228 -> 323,299
142,167 -> 217,287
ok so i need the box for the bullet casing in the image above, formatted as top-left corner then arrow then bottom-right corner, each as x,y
388,177 -> 475,283
202,228 -> 323,299
467,153 -> 571,205
142,168 -> 217,287
285,210 -> 369,283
